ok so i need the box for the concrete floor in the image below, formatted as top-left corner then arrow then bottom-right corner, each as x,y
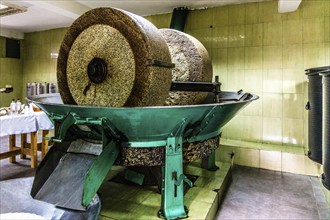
0,136 -> 35,181
217,165 -> 330,220
1,135 -> 330,219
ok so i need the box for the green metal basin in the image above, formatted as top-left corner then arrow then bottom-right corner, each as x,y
29,92 -> 258,213
30,93 -> 258,146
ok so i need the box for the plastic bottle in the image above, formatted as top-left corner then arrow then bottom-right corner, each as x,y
10,99 -> 16,115
29,103 -> 34,114
24,105 -> 29,114
16,99 -> 21,114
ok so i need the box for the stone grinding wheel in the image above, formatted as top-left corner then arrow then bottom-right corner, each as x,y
57,7 -> 172,107
160,28 -> 213,106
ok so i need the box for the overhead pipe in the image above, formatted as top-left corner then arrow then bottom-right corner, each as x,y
170,7 -> 189,32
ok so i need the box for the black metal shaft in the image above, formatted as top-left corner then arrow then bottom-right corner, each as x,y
170,81 -> 221,94
87,58 -> 108,84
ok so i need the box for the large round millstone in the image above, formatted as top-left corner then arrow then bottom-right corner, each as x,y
57,8 -> 172,107
160,29 -> 213,106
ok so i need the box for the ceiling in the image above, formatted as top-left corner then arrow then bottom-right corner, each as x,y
0,0 -> 300,39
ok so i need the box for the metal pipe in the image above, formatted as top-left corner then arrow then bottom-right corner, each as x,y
170,7 -> 189,31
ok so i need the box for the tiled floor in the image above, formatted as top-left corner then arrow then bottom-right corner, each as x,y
217,165 -> 330,220
1,135 -> 330,220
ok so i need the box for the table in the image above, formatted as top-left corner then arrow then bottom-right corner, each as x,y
0,111 -> 54,168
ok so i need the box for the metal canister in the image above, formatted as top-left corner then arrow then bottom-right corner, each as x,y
26,83 -> 32,97
46,83 -> 50,93
320,67 -> 330,190
49,83 -> 56,93
30,82 -> 36,96
305,67 -> 325,164
41,82 -> 47,94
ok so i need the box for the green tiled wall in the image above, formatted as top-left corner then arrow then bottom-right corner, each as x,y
0,36 -> 23,107
21,28 -> 68,100
147,0 -> 330,149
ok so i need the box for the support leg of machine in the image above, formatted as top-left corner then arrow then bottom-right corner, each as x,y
201,150 -> 219,171
9,134 -> 16,163
159,120 -> 192,219
30,132 -> 38,168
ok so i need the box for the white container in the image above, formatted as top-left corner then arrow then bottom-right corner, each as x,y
16,99 -> 21,114
10,99 -> 16,115
23,105 -> 29,114
29,104 -> 34,114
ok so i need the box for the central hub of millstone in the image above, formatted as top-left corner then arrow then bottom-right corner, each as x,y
87,57 -> 108,84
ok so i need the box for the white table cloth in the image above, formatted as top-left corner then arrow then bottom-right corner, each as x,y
35,111 -> 54,131
0,111 -> 53,137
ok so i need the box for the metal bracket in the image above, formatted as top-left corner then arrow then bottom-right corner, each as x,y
160,119 -> 191,219
173,172 -> 193,187
101,117 -> 122,147
48,112 -> 64,123
186,106 -> 217,140
48,111 -> 123,144
146,59 -> 175,68
201,132 -> 222,171
52,112 -> 78,142
170,81 -> 221,94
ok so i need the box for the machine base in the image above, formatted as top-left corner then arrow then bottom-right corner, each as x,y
98,161 -> 232,220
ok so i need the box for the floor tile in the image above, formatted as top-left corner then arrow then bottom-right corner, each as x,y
216,165 -> 330,220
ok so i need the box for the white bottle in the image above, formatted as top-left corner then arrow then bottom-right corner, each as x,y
10,99 -> 16,115
16,99 -> 21,114
29,103 -> 34,114
24,105 -> 29,114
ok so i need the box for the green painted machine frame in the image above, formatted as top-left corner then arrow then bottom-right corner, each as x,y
31,92 -> 258,219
